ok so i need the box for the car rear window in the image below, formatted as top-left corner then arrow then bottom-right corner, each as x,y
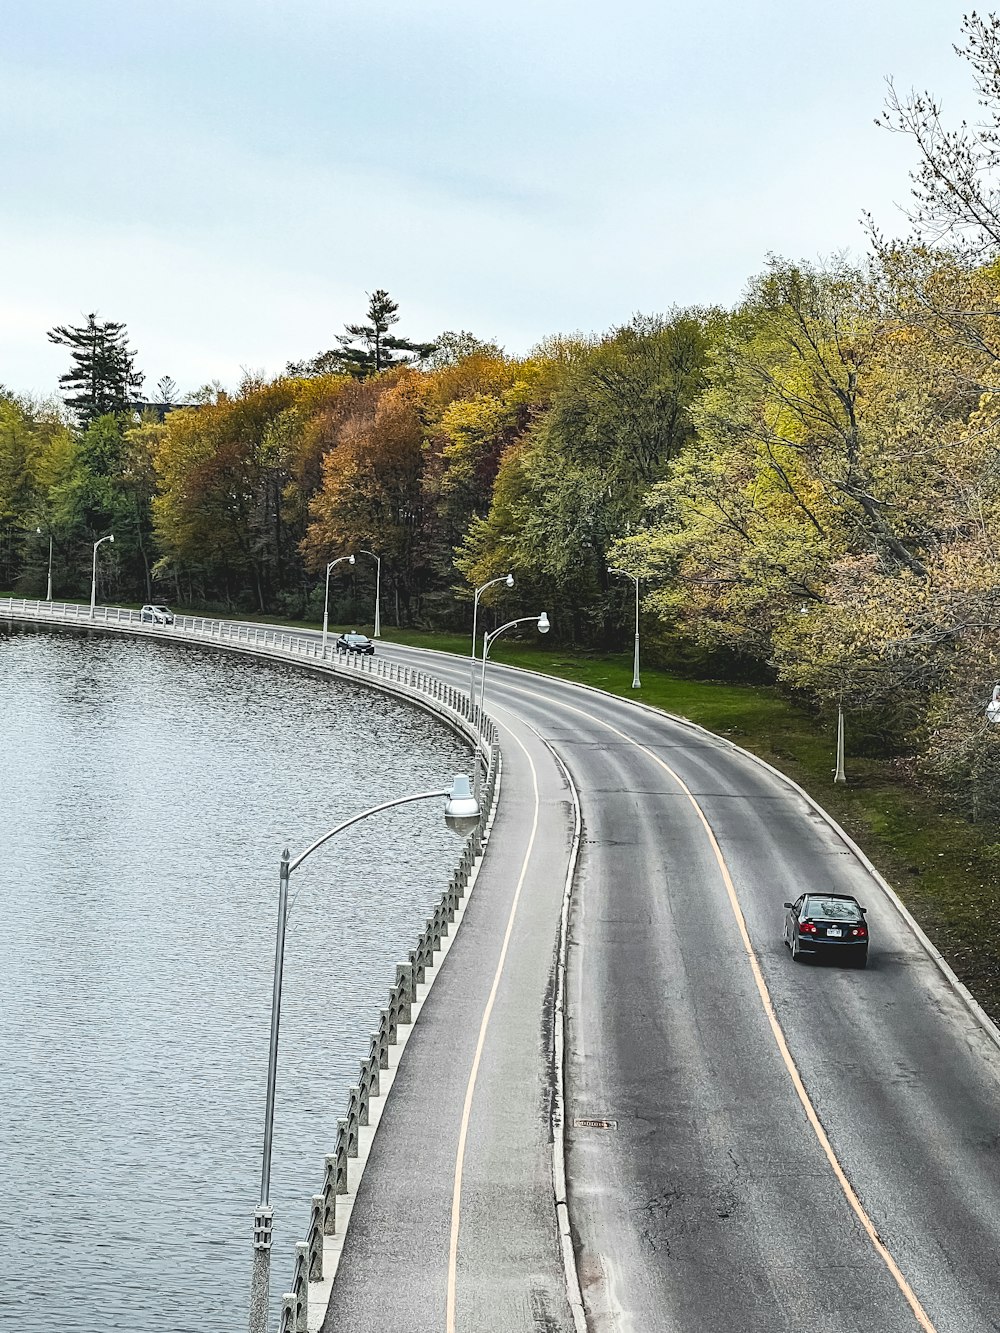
804,897 -> 862,921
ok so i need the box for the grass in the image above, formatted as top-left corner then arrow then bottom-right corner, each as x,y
382,630 -> 1000,1024
9,594 -> 999,1023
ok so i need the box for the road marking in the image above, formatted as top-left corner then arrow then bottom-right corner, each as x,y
446,718 -> 541,1333
492,681 -> 939,1333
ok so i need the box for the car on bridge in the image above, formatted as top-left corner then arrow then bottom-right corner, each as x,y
336,632 -> 375,655
783,892 -> 868,967
140,604 -> 174,625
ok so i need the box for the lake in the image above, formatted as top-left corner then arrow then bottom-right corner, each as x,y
0,630 -> 469,1330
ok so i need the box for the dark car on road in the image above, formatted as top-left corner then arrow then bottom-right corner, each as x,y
336,632 -> 375,655
783,892 -> 869,967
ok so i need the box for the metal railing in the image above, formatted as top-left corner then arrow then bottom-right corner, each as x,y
0,597 -> 491,770
1,596 -> 502,1331
277,751 -> 499,1332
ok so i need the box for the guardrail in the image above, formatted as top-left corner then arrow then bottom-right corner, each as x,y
1,597 -> 502,1332
277,770 -> 497,1333
0,597 -> 491,764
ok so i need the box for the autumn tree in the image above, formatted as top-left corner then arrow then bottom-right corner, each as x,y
455,313 -> 714,642
302,371 -> 432,622
152,378 -> 302,610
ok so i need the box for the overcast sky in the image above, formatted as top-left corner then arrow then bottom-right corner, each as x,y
0,0 -> 980,398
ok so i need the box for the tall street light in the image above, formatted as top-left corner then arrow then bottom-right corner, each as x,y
36,526 -> 53,601
90,533 -> 114,619
473,611 -> 550,802
322,554 -> 355,657
248,775 -> 480,1333
834,697 -> 847,784
608,567 -> 641,689
358,549 -> 382,638
469,573 -> 514,721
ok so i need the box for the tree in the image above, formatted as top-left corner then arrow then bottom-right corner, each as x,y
156,375 -> 179,405
301,371 -> 431,622
874,14 -> 1000,388
423,330 -> 504,369
47,313 -> 143,425
288,290 -> 436,379
877,14 -> 1000,260
152,377 -> 301,610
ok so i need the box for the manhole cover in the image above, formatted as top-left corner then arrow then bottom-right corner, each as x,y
573,1117 -> 617,1129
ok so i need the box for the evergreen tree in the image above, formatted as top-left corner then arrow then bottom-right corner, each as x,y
287,290 -> 436,379
47,313 -> 144,425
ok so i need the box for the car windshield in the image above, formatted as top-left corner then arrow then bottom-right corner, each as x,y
804,897 -> 862,921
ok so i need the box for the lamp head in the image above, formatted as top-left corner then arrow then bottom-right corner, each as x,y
348,554 -> 355,564
505,573 -> 514,587
36,526 -> 42,534
444,773 -> 481,837
537,611 -> 550,634
108,534 -> 115,544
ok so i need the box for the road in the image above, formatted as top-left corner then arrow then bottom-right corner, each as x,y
330,636 -> 1000,1333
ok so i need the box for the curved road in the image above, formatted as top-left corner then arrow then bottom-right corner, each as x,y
326,636 -> 1000,1333
20,609 -> 1000,1331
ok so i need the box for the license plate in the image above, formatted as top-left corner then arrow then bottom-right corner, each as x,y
827,927 -> 842,937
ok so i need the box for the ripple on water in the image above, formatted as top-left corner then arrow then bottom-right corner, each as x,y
0,631 -> 470,1330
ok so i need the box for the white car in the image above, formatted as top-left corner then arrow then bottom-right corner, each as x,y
140,604 -> 174,625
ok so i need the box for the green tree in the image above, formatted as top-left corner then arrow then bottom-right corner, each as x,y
47,313 -> 144,426
288,290 -> 436,379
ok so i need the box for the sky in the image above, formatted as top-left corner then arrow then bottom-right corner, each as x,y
0,0 -> 982,398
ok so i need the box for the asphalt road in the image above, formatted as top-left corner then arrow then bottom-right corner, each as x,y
205,624 -> 1000,1330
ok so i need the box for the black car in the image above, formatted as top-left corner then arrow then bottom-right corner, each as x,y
783,892 -> 869,967
336,632 -> 375,655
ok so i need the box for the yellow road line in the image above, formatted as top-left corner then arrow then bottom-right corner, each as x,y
503,682 -> 938,1333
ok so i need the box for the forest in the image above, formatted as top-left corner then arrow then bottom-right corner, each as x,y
7,15 -> 1000,820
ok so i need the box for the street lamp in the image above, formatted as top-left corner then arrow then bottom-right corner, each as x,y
609,567 -> 641,689
36,526 -> 53,601
90,533 -> 114,619
834,698 -> 847,784
469,573 -> 514,720
322,554 -> 355,657
248,775 -> 480,1333
473,611 -> 550,802
358,550 -> 382,639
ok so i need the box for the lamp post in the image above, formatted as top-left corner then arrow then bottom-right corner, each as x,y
36,526 -> 53,601
322,554 -> 355,657
834,696 -> 846,784
473,611 -> 550,803
469,573 -> 514,724
248,775 -> 480,1333
609,567 -> 640,689
90,533 -> 114,619
358,550 -> 382,638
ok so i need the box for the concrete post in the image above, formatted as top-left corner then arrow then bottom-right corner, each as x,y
249,1206 -> 272,1333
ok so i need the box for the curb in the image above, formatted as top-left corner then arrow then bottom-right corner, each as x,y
477,658 -> 1000,1053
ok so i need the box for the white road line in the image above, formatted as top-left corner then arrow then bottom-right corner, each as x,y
445,715 -> 541,1333
498,680 -> 939,1333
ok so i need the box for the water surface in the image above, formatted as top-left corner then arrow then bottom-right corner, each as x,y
0,630 -> 469,1330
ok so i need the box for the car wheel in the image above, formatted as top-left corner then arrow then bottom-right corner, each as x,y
790,933 -> 800,962
852,950 -> 868,970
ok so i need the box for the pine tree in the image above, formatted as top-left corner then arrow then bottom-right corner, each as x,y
287,290 -> 436,379
47,313 -> 144,425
